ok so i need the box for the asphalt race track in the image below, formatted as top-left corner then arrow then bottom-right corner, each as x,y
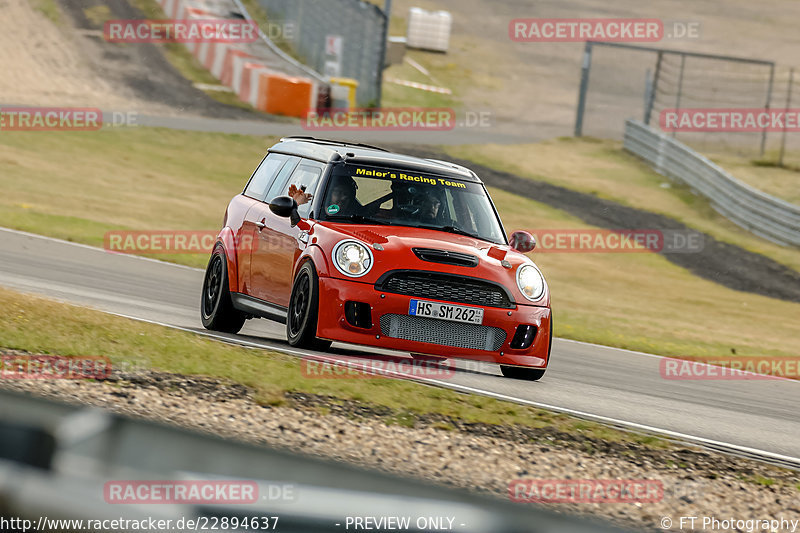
1,227 -> 798,463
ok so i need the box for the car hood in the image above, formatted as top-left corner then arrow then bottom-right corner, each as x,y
312,222 -> 549,306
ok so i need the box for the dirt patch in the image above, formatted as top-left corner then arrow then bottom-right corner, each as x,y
58,0 -> 261,117
0,0 -> 257,118
397,146 -> 800,303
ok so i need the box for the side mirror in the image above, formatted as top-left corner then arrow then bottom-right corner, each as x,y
509,230 -> 536,253
269,196 -> 296,218
269,196 -> 306,228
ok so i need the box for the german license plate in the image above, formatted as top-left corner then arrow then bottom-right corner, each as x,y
408,299 -> 484,325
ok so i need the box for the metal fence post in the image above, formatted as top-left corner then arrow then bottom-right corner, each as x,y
574,41 -> 593,137
644,51 -> 663,126
779,67 -> 794,167
376,0 -> 392,108
761,63 -> 775,157
672,54 -> 686,138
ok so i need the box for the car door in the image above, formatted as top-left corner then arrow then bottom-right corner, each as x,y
238,154 -> 298,294
249,159 -> 326,306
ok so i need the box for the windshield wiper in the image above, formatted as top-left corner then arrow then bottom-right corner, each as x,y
440,225 -> 483,240
327,214 -> 385,225
412,224 -> 483,240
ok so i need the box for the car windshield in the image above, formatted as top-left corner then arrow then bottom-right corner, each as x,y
318,163 -> 507,244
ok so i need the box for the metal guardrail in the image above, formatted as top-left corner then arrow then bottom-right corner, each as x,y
624,119 -> 800,247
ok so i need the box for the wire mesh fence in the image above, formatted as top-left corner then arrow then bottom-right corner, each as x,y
575,42 -> 800,168
257,0 -> 386,107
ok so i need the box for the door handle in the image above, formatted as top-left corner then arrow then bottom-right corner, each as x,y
256,220 -> 267,230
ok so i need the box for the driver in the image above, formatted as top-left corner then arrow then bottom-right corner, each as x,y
325,174 -> 362,217
417,187 -> 445,224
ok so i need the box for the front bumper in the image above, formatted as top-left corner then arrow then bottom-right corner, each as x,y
316,275 -> 551,368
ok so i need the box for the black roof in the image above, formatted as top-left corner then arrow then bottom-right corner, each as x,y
268,136 -> 481,183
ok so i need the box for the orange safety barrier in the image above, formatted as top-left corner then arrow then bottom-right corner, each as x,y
220,49 -> 254,87
258,74 -> 314,117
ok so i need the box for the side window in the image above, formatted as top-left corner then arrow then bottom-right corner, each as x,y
286,161 -> 326,218
243,153 -> 289,201
264,156 -> 301,204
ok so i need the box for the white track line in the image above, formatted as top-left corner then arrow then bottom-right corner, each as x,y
0,226 -> 204,272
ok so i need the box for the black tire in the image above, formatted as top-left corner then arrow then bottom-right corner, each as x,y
201,245 -> 246,334
287,262 -> 332,351
500,365 -> 546,381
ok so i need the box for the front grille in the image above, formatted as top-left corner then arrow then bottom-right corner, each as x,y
413,248 -> 478,267
376,271 -> 513,308
380,314 -> 507,351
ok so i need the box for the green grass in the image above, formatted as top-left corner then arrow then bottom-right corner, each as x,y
0,286 -> 664,446
711,152 -> 800,205
1,127 -> 799,362
31,0 -> 62,25
83,5 -> 111,26
0,128 -> 275,268
752,476 -> 776,487
382,49 -> 459,109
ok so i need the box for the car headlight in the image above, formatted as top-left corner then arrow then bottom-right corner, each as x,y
332,240 -> 373,277
516,264 -> 545,301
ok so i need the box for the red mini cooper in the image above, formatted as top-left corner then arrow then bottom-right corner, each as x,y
201,137 -> 552,380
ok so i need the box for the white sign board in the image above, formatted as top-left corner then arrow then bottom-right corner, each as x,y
325,35 -> 343,58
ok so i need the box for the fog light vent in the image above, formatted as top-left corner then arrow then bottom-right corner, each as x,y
510,325 -> 538,350
345,301 -> 372,329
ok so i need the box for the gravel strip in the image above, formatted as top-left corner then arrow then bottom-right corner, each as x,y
0,360 -> 797,532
